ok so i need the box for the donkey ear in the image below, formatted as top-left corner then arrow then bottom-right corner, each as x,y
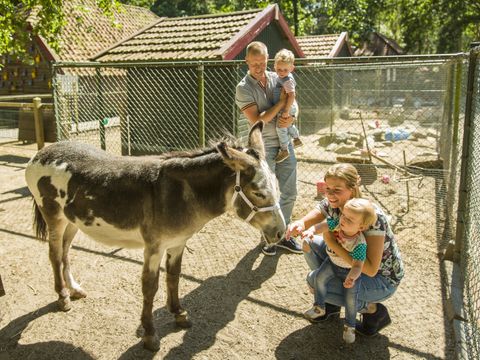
248,121 -> 265,159
217,142 -> 255,171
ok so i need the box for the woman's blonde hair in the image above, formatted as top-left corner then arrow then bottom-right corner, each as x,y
344,198 -> 377,228
324,163 -> 362,198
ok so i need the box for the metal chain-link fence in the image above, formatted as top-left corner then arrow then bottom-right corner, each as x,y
2,53 -> 477,356
51,56 -> 466,251
456,45 -> 480,359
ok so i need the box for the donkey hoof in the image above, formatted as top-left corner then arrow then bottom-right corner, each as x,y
143,335 -> 160,351
58,297 -> 72,312
175,312 -> 192,328
70,288 -> 87,299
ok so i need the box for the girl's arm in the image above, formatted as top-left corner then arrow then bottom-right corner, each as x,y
323,233 -> 384,277
344,260 -> 363,288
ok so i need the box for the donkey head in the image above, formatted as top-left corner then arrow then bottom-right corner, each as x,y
217,121 -> 286,244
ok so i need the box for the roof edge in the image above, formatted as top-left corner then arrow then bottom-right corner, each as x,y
35,35 -> 60,63
221,4 -> 304,60
274,5 -> 304,58
92,17 -> 166,61
329,31 -> 352,57
218,5 -> 275,60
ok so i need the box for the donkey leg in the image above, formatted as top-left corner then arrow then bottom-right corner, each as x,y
165,245 -> 191,328
141,246 -> 164,351
61,223 -> 86,299
47,220 -> 71,311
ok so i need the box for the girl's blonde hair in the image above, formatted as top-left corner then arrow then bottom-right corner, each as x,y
344,198 -> 377,228
324,163 -> 362,198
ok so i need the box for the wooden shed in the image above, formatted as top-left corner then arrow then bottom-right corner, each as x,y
91,4 -> 304,155
354,32 -> 405,56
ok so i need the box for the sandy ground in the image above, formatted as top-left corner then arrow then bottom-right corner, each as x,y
0,140 -> 455,359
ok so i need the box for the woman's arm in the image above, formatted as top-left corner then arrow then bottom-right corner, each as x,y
323,233 -> 384,277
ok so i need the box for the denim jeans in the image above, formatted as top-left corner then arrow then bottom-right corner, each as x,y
264,142 -> 297,226
305,235 -> 397,312
309,258 -> 361,327
276,125 -> 300,149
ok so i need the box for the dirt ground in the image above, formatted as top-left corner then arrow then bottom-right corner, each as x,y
0,140 -> 455,360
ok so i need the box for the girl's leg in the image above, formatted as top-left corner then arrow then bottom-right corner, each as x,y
344,280 -> 361,328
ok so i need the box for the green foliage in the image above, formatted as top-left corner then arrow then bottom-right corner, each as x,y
0,0 -> 118,62
1,0 -> 479,59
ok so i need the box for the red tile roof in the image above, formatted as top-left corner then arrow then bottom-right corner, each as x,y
93,4 -> 303,62
296,33 -> 352,58
35,0 -> 159,62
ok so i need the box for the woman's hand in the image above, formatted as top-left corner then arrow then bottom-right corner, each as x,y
286,220 -> 305,239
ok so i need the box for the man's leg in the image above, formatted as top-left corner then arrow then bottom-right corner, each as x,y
263,143 -> 301,254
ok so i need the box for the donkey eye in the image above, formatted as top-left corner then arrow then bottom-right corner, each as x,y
253,192 -> 266,199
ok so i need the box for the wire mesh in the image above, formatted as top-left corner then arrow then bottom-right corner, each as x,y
1,54 -> 473,356
51,58 -> 466,247
460,48 -> 480,359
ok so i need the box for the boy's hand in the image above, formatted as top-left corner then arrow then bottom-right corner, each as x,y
280,112 -> 289,119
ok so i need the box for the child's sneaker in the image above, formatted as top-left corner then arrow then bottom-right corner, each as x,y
293,138 -> 303,148
343,325 -> 356,344
275,148 -> 289,163
304,305 -> 326,321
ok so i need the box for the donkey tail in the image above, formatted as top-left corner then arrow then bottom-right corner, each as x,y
33,201 -> 48,241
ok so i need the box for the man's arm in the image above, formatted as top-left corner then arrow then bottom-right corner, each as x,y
242,101 -> 285,125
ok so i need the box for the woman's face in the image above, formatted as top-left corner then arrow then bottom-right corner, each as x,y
325,177 -> 354,209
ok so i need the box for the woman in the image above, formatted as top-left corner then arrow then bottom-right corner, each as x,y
287,163 -> 404,336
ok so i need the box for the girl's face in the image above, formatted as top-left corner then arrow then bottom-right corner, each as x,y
340,207 -> 365,236
324,177 -> 354,209
274,61 -> 293,78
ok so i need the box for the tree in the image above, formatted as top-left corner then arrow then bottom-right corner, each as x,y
0,0 -> 120,63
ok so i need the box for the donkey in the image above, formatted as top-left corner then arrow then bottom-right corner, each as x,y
25,121 -> 285,351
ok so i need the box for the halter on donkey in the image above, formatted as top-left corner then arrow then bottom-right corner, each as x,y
25,121 -> 285,351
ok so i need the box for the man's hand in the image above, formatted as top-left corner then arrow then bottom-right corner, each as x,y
277,115 -> 293,128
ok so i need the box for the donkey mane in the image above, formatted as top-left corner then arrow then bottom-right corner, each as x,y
157,135 -> 243,160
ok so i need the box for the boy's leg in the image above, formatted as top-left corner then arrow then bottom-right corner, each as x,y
287,124 -> 300,139
276,126 -> 290,150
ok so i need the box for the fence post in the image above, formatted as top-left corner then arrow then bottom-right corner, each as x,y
32,97 -> 45,150
454,44 -> 479,263
96,67 -> 106,150
197,63 -> 205,147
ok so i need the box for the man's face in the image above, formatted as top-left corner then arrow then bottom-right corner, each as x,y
246,53 -> 268,79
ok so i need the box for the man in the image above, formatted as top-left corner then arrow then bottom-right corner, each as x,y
235,41 -> 301,256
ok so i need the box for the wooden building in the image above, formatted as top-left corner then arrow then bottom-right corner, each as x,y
91,4 -> 304,154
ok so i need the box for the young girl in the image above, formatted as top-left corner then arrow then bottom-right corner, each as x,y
286,164 -> 404,339
302,198 -> 377,343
